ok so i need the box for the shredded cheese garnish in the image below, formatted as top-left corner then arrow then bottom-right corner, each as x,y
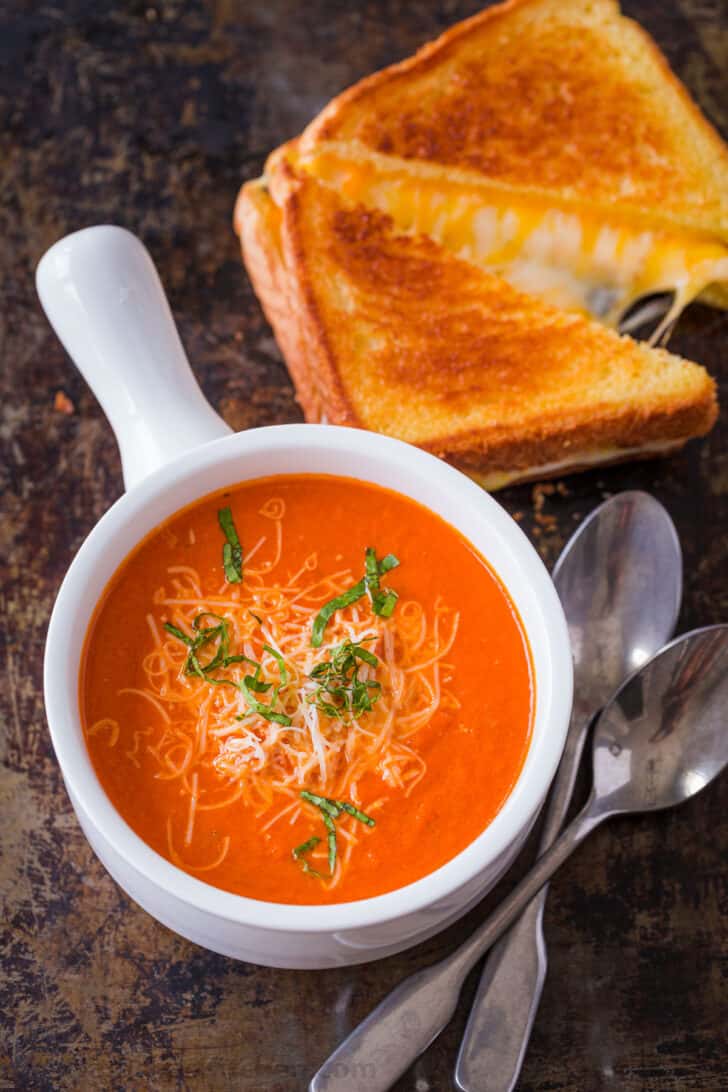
88,497 -> 459,885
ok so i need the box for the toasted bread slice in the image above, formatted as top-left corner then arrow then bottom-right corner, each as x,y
290,140 -> 728,333
235,167 -> 717,488
300,0 -> 728,241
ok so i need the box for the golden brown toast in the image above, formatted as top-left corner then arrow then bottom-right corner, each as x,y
289,141 -> 728,331
235,167 -> 717,488
291,0 -> 728,320
300,0 -> 728,240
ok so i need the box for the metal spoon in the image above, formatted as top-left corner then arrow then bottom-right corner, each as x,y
456,491 -> 681,1092
309,625 -> 728,1092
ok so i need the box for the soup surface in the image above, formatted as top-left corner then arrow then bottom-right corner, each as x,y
82,474 -> 533,904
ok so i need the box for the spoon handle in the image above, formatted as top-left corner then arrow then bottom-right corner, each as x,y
309,799 -> 604,1092
454,708 -> 593,1092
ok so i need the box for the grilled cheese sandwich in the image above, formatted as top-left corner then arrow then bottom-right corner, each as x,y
236,167 -> 717,488
236,0 -> 724,487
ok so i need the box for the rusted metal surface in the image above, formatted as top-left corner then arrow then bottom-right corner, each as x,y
1,2 -> 725,1088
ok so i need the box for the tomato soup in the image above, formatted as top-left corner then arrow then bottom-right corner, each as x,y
81,475 -> 533,904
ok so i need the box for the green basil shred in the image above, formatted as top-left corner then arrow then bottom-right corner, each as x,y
298,791 -> 375,877
163,616 -> 291,725
218,506 -> 243,583
293,835 -> 321,858
365,547 -> 399,617
307,639 -> 381,720
311,549 -> 400,647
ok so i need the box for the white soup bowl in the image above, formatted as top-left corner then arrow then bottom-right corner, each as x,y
37,226 -> 572,968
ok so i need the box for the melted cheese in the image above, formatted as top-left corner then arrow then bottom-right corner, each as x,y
463,440 -> 684,491
299,148 -> 728,343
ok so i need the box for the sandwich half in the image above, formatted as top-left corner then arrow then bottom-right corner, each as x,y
235,165 -> 717,489
292,0 -> 728,325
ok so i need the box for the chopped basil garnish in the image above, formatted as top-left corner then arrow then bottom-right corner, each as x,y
164,615 -> 291,725
364,547 -> 399,617
218,506 -> 243,583
293,835 -> 321,858
311,580 -> 366,648
308,639 -> 381,720
336,800 -> 376,827
292,836 -> 324,879
164,612 -> 242,678
300,790 -> 341,819
311,549 -> 400,647
238,676 -> 291,726
264,643 -> 288,688
298,791 -> 375,876
322,810 -> 337,874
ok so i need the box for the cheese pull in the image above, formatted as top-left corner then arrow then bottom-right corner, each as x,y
297,144 -> 728,342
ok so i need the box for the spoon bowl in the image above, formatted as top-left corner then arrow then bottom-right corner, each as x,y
553,490 -> 682,716
593,625 -> 728,815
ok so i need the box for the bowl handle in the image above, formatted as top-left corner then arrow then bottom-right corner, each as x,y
36,225 -> 232,491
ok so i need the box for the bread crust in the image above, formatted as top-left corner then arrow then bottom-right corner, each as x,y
236,179 -> 326,423
429,396 -> 717,476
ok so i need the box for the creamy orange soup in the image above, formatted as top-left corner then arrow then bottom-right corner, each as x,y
81,475 -> 533,903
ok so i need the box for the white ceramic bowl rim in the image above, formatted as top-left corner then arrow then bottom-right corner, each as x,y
45,423 -> 573,934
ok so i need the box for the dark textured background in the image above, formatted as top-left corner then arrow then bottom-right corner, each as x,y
1,1 -> 726,1089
